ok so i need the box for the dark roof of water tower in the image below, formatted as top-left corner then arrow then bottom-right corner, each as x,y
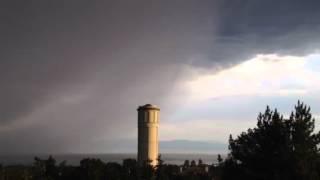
137,104 -> 160,111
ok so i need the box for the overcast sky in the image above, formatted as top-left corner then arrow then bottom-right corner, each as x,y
1,0 -> 320,154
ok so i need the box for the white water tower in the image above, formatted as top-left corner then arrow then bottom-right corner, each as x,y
137,104 -> 160,166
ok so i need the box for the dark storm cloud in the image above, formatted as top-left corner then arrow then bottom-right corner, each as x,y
235,1 -> 320,49
194,0 -> 320,67
0,0 -> 320,153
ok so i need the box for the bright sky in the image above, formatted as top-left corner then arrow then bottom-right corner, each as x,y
161,53 -> 320,144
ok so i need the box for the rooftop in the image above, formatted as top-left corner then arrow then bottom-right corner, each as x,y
137,104 -> 160,111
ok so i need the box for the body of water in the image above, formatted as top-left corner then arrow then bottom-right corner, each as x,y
0,154 -> 223,166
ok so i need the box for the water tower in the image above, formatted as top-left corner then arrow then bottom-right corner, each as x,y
137,104 -> 160,166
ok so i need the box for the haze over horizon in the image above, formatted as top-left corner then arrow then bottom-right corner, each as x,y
1,0 -> 320,154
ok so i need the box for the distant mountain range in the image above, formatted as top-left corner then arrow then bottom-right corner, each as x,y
83,139 -> 228,154
159,140 -> 227,154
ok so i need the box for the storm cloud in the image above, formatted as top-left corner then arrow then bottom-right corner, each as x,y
1,0 -> 320,153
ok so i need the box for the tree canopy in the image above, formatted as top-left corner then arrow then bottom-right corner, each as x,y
226,101 -> 320,180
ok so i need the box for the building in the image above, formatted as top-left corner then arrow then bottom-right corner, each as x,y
137,104 -> 160,166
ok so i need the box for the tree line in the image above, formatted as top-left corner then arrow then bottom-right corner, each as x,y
0,101 -> 319,180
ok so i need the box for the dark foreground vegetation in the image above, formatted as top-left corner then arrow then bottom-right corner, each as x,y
1,101 -> 320,180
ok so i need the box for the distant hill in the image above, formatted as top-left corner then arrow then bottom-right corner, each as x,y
160,140 -> 227,154
79,139 -> 228,154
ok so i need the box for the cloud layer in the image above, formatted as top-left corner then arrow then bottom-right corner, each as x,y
1,0 -> 320,153
185,54 -> 320,101
164,54 -> 320,145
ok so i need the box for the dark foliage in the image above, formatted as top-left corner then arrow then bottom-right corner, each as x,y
0,156 -> 214,180
224,101 -> 320,180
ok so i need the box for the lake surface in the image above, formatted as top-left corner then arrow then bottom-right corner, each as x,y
0,154 -> 223,166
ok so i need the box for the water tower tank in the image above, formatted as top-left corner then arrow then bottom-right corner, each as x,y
137,104 -> 160,166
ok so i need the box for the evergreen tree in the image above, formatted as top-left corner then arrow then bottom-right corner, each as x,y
217,154 -> 223,165
288,101 -> 320,180
80,158 -> 106,180
32,156 -> 59,180
122,159 -> 138,180
156,155 -> 169,180
139,159 -> 155,180
197,159 -> 203,167
183,160 -> 190,168
227,101 -> 320,180
190,160 -> 196,167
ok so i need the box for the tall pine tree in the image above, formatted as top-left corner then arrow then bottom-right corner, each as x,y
226,101 -> 320,180
289,101 -> 320,180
